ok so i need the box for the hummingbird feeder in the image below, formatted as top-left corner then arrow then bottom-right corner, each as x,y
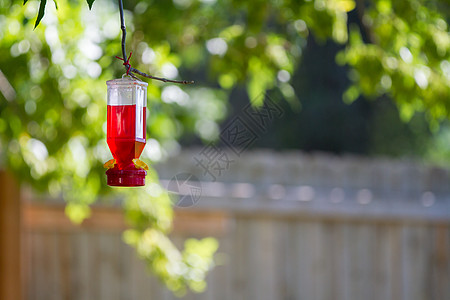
103,77 -> 149,187
102,0 -> 193,187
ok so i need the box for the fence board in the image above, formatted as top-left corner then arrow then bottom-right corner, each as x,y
274,221 -> 290,300
401,226 -> 429,300
293,222 -> 316,300
129,242 -> 153,300
98,233 -> 121,300
58,233 -> 72,300
247,219 -> 278,300
29,232 -> 39,300
202,234 -> 232,300
72,232 -> 92,300
232,218 -> 247,300
332,223 -> 351,300
388,224 -> 403,300
315,223 -> 334,300
432,225 -> 450,300
119,240 -> 132,300
373,224 -> 392,300
348,224 -> 375,300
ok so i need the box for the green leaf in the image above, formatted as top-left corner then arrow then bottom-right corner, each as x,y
335,0 -> 356,12
343,85 -> 360,104
23,0 -> 28,5
53,0 -> 58,9
86,0 -> 95,10
34,0 -> 47,29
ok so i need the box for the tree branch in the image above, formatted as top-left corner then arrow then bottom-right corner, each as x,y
117,0 -> 194,84
118,0 -> 127,63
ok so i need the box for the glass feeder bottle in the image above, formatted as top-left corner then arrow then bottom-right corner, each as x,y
105,77 -> 148,186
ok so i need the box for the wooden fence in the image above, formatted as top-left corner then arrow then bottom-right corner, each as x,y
4,150 -> 450,300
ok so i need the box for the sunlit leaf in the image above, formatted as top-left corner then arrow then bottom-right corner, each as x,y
335,0 -> 356,12
34,0 -> 47,29
86,0 -> 95,10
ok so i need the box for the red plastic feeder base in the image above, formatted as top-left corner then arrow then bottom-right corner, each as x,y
106,168 -> 147,187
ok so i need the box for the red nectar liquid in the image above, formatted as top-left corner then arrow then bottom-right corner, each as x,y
107,104 -> 146,169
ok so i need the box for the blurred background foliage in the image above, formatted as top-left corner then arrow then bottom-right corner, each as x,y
0,0 -> 449,295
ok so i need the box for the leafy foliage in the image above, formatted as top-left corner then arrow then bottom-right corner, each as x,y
338,0 -> 450,127
2,0 -> 450,295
